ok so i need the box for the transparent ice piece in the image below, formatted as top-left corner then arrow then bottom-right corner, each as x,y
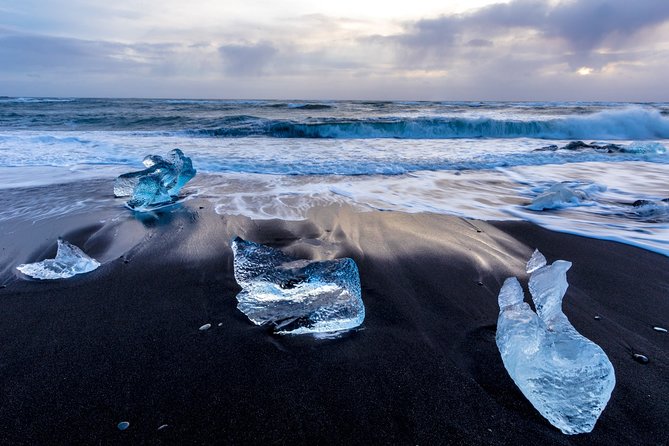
527,182 -> 605,211
114,149 -> 196,210
526,249 -> 547,273
496,252 -> 616,435
17,239 -> 100,279
528,183 -> 587,210
231,237 -> 365,335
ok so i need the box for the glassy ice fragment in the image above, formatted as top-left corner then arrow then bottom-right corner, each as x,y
231,237 -> 365,335
17,239 -> 100,279
114,149 -> 196,210
527,182 -> 605,211
496,251 -> 615,435
526,249 -> 547,273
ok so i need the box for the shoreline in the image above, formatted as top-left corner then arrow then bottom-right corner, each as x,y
0,199 -> 667,444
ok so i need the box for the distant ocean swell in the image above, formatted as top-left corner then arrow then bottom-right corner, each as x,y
186,108 -> 669,140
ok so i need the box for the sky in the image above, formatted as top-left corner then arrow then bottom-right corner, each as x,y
1,0 -> 669,100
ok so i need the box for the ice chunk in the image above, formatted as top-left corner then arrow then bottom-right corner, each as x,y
231,237 -> 365,335
527,182 -> 605,211
114,149 -> 196,210
17,239 -> 100,280
526,249 -> 547,273
496,251 -> 615,435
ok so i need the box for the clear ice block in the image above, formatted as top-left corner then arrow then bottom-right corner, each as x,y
16,239 -> 100,279
496,252 -> 615,435
114,148 -> 196,210
231,237 -> 365,335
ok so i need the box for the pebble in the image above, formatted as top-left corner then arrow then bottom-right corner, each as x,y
594,315 -> 602,320
117,421 -> 130,431
476,281 -> 484,287
633,353 -> 649,364
199,323 -> 212,331
653,326 -> 667,333
218,323 -> 223,327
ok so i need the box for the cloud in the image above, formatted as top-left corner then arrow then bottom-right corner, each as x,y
394,0 -> 669,63
0,32 -> 133,72
466,38 -> 494,47
218,42 -> 278,76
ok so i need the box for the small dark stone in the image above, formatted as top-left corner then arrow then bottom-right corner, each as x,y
633,353 -> 649,364
476,281 -> 484,287
600,143 -> 624,153
563,141 -> 590,151
661,198 -> 669,203
123,259 -> 130,264
539,141 -> 626,153
199,206 -> 204,209
594,315 -> 602,320
536,144 -> 559,152
0,285 -> 6,289
632,200 -> 653,207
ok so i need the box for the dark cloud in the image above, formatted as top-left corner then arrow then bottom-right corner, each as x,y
0,31 -> 186,74
396,0 -> 669,59
0,33 -> 127,72
543,0 -> 669,51
218,42 -> 278,76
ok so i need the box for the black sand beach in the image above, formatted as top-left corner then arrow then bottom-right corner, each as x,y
0,189 -> 667,445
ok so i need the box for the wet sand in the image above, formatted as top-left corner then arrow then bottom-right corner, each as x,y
0,196 -> 667,445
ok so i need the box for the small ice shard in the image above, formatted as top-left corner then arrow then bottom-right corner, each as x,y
231,237 -> 365,336
16,239 -> 100,280
653,326 -> 667,333
527,182 -> 604,211
199,323 -> 211,331
496,251 -> 615,435
114,148 -> 196,211
117,421 -> 130,431
526,249 -> 547,273
158,424 -> 169,431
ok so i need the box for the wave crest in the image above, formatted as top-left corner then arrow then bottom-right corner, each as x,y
188,107 -> 669,140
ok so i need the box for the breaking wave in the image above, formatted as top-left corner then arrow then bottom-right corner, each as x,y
188,107 -> 669,140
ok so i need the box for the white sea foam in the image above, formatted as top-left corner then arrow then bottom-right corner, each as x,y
195,162 -> 669,257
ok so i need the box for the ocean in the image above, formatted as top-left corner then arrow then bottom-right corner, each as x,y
1,97 -> 668,255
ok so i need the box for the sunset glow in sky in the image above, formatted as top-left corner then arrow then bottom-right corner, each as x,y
1,0 -> 668,100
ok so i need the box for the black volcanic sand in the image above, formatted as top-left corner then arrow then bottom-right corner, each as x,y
0,200 -> 667,445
